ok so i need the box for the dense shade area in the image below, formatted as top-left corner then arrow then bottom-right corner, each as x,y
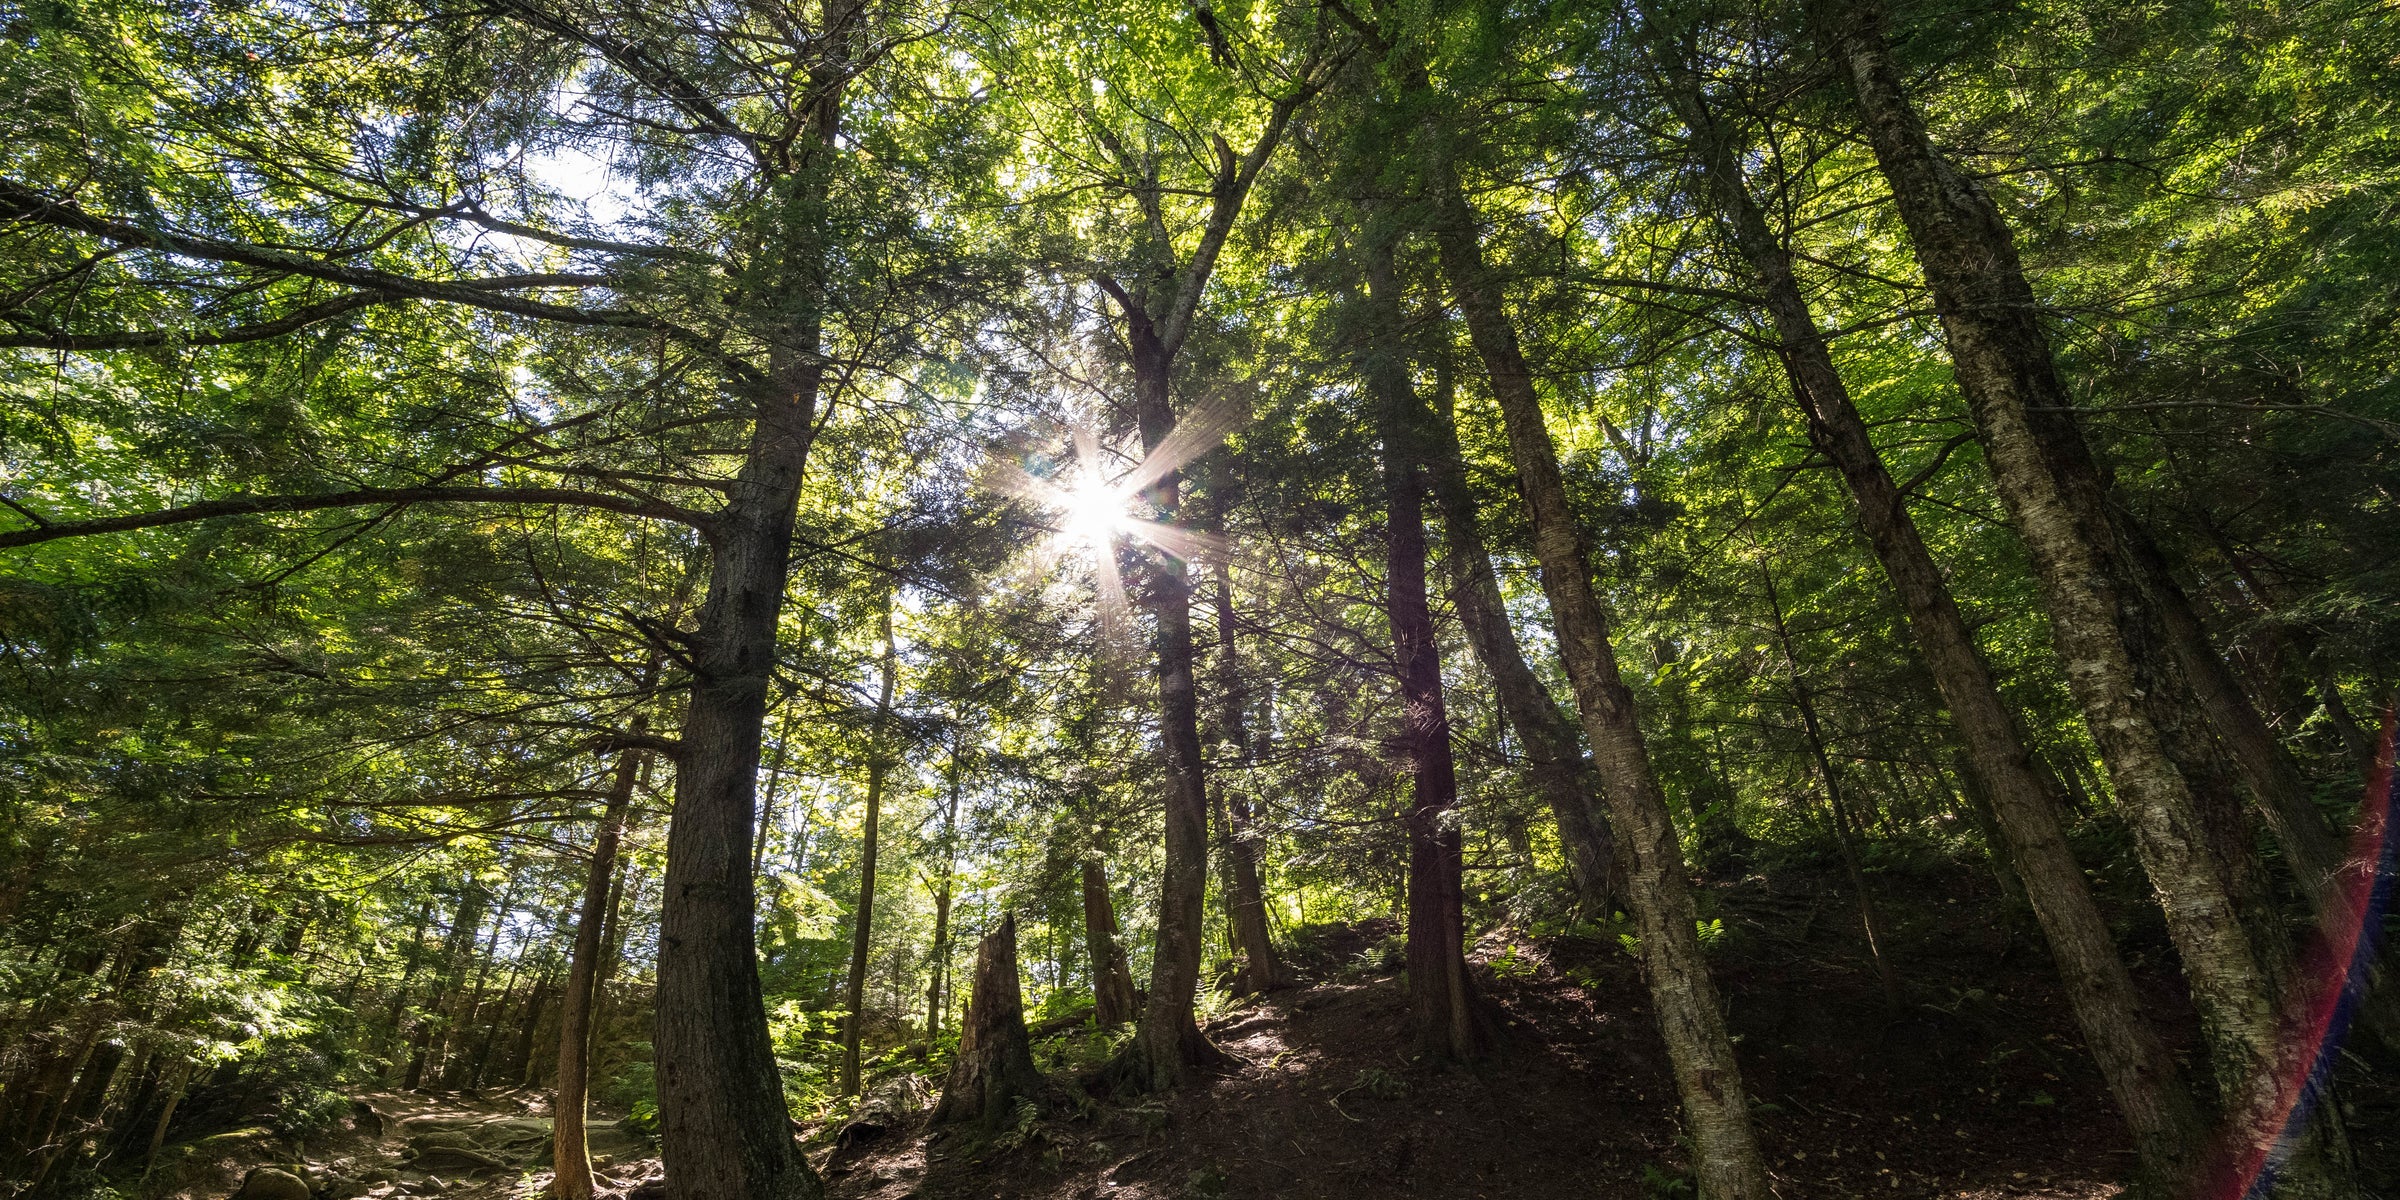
3,0 -> 2396,1197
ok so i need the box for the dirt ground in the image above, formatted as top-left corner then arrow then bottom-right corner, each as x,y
815,864 -> 2400,1200
156,860 -> 2400,1200
153,1089 -> 653,1200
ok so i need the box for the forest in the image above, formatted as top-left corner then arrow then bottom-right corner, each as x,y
1,0 -> 2396,1197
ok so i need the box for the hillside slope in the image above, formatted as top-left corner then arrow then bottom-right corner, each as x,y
820,864 -> 2399,1199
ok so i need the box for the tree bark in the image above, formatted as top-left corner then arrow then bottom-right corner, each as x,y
1080,858 -> 1142,1029
1430,159 -> 1771,1200
377,897 -> 435,1071
1363,232 -> 1485,1061
1653,53 -> 2207,1186
1949,750 -> 2030,907
555,731 -> 648,1200
1423,373 -> 1624,915
467,945 -> 531,1091
140,1061 -> 190,1173
1806,0 -> 2325,1180
841,600 -> 900,1097
439,877 -> 518,1090
512,966 -> 556,1090
2311,653 -> 2373,771
1088,94 -> 1301,1092
406,884 -> 488,1091
652,45 -> 849,1197
2125,525 -> 2353,915
924,737 -> 964,1042
930,914 -> 1045,1130
1211,558 -> 1285,993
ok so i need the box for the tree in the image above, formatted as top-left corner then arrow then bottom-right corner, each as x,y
1638,17 -> 2205,1184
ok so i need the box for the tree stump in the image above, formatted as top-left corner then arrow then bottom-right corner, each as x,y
930,913 -> 1044,1130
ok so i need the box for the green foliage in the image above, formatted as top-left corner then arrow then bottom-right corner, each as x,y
0,0 -> 2392,1186
1640,1162 -> 1697,1200
1347,1067 -> 1407,1101
620,1101 -> 661,1144
1487,942 -> 1538,981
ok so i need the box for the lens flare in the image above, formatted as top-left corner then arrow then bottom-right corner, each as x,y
1058,477 -> 1126,547
977,392 -> 1252,654
2202,708 -> 2398,1200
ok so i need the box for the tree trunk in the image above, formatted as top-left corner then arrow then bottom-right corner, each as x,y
1949,750 -> 2029,907
924,739 -> 964,1042
1105,309 -> 1232,1090
1430,158 -> 1771,1200
2124,525 -> 2359,924
924,887 -> 954,1041
439,877 -> 518,1090
406,884 -> 488,1091
1424,372 -> 1624,915
930,914 -> 1045,1130
140,1061 -> 190,1174
1760,566 -> 1904,1012
467,946 -> 531,1091
652,81 -> 848,1199
1087,98 -> 1300,1090
1211,558 -> 1285,993
555,733 -> 647,1200
842,601 -> 900,1097
2311,652 -> 2373,771
1079,859 -> 1142,1028
512,967 -> 556,1090
1805,0 -> 2325,1181
1661,63 -> 2213,1164
378,897 -> 435,1070
1363,232 -> 1485,1062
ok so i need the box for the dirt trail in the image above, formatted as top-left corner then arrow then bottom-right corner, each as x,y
157,1091 -> 656,1200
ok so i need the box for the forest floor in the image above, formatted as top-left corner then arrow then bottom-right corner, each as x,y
155,859 -> 2400,1200
817,862 -> 2400,1200
152,1089 -> 652,1200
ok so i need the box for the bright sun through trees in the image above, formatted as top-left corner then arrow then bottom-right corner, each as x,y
2,1 -> 2394,1199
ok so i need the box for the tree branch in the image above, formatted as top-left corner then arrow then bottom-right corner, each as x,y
0,180 -> 702,341
0,292 -> 393,350
0,485 -> 717,550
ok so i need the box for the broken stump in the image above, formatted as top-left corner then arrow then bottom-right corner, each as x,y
929,912 -> 1044,1130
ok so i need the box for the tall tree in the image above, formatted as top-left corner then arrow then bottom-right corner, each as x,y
1801,4 -> 2336,1180
1075,31 -> 1330,1090
1424,116 -> 1773,1200
1644,27 -> 2206,1185
1423,377 -> 1625,916
840,598 -> 901,1096
1211,557 -> 1286,994
555,733 -> 651,1200
1361,227 -> 1485,1061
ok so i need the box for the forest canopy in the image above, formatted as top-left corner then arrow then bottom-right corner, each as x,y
2,0 -> 2395,1197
